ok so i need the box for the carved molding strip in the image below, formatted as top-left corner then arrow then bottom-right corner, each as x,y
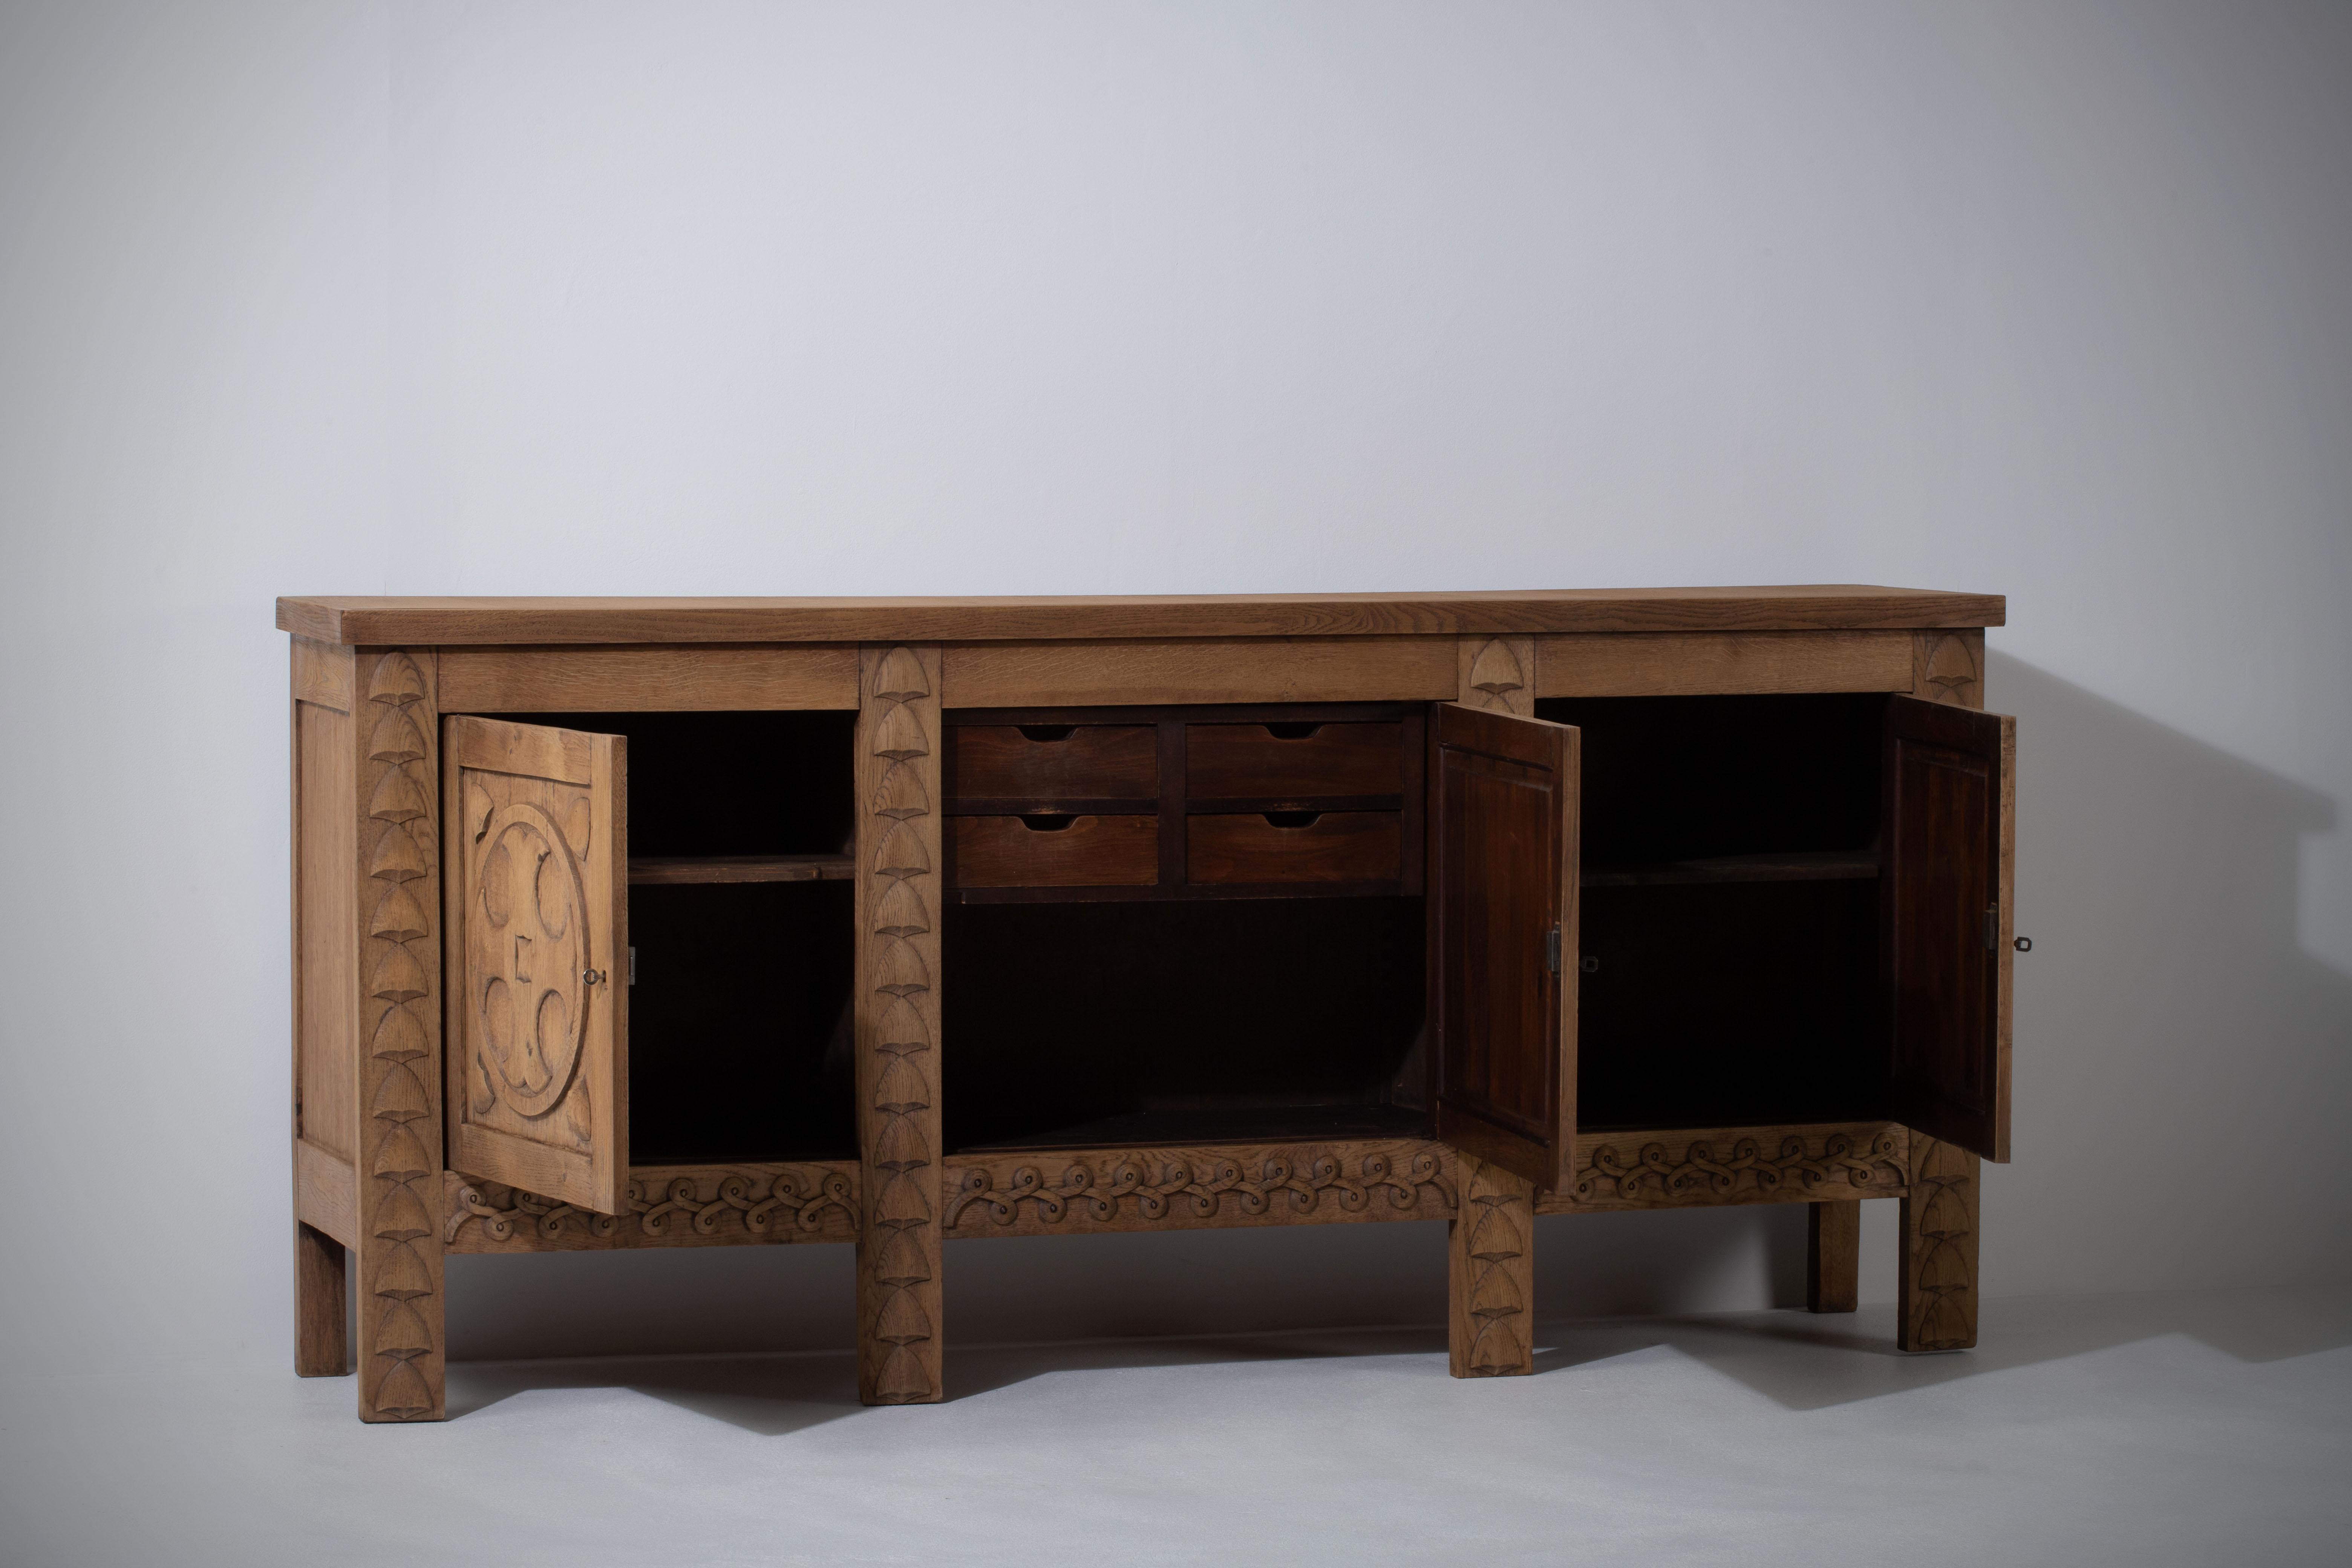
1563,1124 -> 1909,1210
859,645 -> 943,1404
443,1165 -> 859,1252
358,650 -> 441,1421
944,1144 -> 1455,1234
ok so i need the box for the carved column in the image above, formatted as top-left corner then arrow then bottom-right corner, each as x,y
856,645 -> 945,1404
1899,1135 -> 1978,1351
1448,1153 -> 1534,1376
1459,635 -> 1536,716
353,650 -> 444,1420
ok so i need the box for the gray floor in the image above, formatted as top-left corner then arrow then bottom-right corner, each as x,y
4,1287 -> 2347,1566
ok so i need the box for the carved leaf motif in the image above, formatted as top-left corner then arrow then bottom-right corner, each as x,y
873,938 -> 932,997
1468,1266 -> 1525,1320
872,646 -> 930,703
873,997 -> 933,1054
872,877 -> 931,938
871,761 -> 931,822
871,1117 -> 931,1172
873,1175 -> 933,1226
368,704 -> 428,766
873,701 -> 930,762
368,942 -> 429,1004
373,1357 -> 435,1418
1918,1184 -> 1970,1237
872,1055 -> 931,1115
874,1285 -> 934,1343
367,652 -> 427,706
371,1181 -> 434,1243
876,1344 -> 933,1401
372,1240 -> 432,1299
1465,1204 -> 1524,1262
370,1003 -> 427,1062
368,765 -> 429,824
369,822 -> 429,882
371,1060 -> 430,1122
872,1225 -> 933,1287
369,882 -> 430,944
1467,639 -> 1525,699
873,821 -> 932,879
373,1298 -> 435,1358
371,1122 -> 431,1181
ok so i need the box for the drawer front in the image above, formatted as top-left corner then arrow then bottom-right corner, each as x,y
1188,812 -> 1403,885
950,725 -> 1157,805
954,815 -> 1159,887
1187,722 -> 1404,805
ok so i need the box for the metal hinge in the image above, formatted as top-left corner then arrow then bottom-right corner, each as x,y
628,946 -> 637,986
1545,925 -> 1562,974
1981,906 -> 2000,952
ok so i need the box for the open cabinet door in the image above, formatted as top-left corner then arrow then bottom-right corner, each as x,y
442,715 -> 629,1213
1430,702 -> 1579,1191
1883,696 -> 2014,1162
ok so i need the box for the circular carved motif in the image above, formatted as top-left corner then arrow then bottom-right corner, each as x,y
470,801 -> 590,1118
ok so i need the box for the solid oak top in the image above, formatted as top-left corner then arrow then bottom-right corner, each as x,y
276,584 -> 2003,646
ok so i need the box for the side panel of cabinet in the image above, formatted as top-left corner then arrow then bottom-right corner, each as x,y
442,715 -> 629,1213
1429,701 -> 1580,1191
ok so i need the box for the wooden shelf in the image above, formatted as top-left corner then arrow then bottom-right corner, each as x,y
1581,849 -> 1879,889
628,853 -> 855,887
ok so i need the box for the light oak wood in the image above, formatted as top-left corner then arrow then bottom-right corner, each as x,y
856,645 -> 945,1406
1459,634 -> 1537,715
294,1222 -> 348,1377
351,650 -> 446,1422
943,637 -> 1457,708
294,697 -> 357,1163
1448,1153 -> 1535,1377
292,635 -> 353,710
1537,629 -> 1914,696
1912,629 -> 1986,709
442,715 -> 629,1214
436,643 -> 858,712
1899,1135 -> 1980,1351
942,1142 -> 1454,1238
1806,1201 -> 1860,1314
278,585 -> 2006,646
1541,1123 -> 1911,1213
295,1138 -> 358,1248
444,1164 -> 859,1253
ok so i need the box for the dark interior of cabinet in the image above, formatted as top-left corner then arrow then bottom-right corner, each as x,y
943,896 -> 1429,1151
1535,693 -> 1891,1131
500,710 -> 860,1163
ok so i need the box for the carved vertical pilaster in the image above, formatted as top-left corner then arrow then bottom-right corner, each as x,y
856,645 -> 945,1405
1911,630 -> 1984,709
1459,636 -> 1536,715
1898,1135 -> 1978,1351
1448,1153 -> 1534,1377
353,650 -> 444,1420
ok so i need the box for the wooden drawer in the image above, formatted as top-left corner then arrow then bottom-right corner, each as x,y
954,815 -> 1159,888
950,725 -> 1157,806
1187,721 -> 1403,806
1188,812 -> 1403,885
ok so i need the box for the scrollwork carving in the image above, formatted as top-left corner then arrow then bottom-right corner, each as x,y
445,1166 -> 859,1249
1570,1126 -> 1907,1207
944,1145 -> 1454,1231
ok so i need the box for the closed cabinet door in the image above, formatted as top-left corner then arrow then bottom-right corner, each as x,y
1883,696 -> 2016,1162
1429,702 -> 1581,1191
442,715 -> 630,1213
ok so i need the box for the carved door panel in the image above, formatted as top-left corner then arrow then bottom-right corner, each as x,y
443,715 -> 629,1213
1429,702 -> 1580,1191
1883,696 -> 2014,1163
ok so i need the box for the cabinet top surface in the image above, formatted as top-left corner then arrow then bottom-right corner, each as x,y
277,584 -> 2002,647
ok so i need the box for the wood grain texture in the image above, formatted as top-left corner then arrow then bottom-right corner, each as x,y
294,1222 -> 348,1377
952,814 -> 1159,888
948,724 -> 1158,802
1448,1153 -> 1534,1377
942,1142 -> 1455,1238
944,637 -> 1457,708
277,585 -> 2007,646
857,645 -> 945,1405
436,643 -> 858,712
1899,1135 -> 1979,1352
1187,811 -> 1401,884
1807,1201 -> 1860,1314
443,715 -> 629,1212
1911,629 -> 1986,709
292,635 -> 353,710
294,698 -> 358,1162
1545,1123 -> 1910,1212
295,1138 -> 358,1247
1187,721 -> 1404,801
443,1164 -> 859,1253
1459,635 -> 1536,715
352,650 -> 444,1422
627,853 -> 854,886
1537,630 -> 1914,696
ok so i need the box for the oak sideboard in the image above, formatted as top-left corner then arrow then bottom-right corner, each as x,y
279,586 -> 2015,1423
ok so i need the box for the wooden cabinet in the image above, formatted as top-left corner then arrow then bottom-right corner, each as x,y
281,588 -> 2016,1421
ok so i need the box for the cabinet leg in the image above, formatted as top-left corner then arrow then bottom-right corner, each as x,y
1447,1153 -> 1534,1377
295,1221 -> 348,1376
1898,1135 -> 1980,1351
1805,1201 -> 1859,1314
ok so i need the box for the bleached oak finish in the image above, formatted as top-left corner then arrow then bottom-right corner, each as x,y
279,585 -> 2007,648
436,643 -> 858,712
857,645 -> 945,1406
352,650 -> 445,1423
1807,1202 -> 1860,1314
1536,630 -> 1914,696
1448,1154 -> 1535,1377
943,637 -> 1457,708
280,586 -> 2018,1419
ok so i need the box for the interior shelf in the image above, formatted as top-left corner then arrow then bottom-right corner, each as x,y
1580,848 -> 1879,888
628,853 -> 856,886
953,1102 -> 1429,1155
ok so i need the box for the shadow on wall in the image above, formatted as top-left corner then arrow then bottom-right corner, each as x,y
442,654 -> 2352,1362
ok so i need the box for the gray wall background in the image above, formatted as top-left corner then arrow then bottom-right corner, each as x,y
2,1 -> 2346,1373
